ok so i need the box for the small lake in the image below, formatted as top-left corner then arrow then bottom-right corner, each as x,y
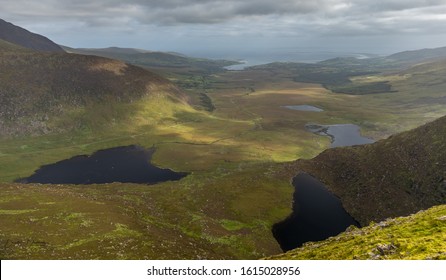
306,123 -> 375,147
224,62 -> 248,71
282,105 -> 324,112
272,173 -> 360,251
273,123 -> 373,251
17,145 -> 188,185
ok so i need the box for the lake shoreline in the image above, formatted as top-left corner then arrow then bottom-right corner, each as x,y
16,145 -> 189,185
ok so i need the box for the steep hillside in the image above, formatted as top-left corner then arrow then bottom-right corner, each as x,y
0,18 -> 64,52
267,204 -> 446,260
62,46 -> 241,113
63,46 -> 237,74
0,39 -> 30,52
0,42 -> 187,137
284,115 -> 446,225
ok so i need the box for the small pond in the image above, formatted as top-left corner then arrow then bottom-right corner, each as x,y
16,145 -> 188,185
306,123 -> 375,148
224,61 -> 248,71
282,105 -> 324,112
272,173 -> 360,251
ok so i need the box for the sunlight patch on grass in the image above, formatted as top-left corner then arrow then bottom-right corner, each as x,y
0,209 -> 37,215
220,219 -> 250,231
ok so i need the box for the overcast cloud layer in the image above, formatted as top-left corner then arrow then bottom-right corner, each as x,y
1,0 -> 446,59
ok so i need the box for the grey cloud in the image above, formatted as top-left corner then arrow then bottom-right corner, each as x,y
1,0 -> 342,25
352,0 -> 446,12
1,0 -> 446,48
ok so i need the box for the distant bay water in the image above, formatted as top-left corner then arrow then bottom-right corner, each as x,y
193,49 -> 384,70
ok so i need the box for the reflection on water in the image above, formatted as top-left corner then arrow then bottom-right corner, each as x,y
282,105 -> 324,112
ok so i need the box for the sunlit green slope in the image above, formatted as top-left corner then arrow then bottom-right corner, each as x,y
267,204 -> 446,260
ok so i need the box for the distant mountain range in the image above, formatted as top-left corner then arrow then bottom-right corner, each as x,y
387,46 -> 446,64
0,18 -> 64,52
319,46 -> 446,70
63,46 -> 238,73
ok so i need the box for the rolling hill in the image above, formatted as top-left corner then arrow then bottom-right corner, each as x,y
250,46 -> 446,96
0,40 -> 187,137
386,46 -> 446,65
319,46 -> 446,71
0,18 -> 64,52
63,46 -> 237,74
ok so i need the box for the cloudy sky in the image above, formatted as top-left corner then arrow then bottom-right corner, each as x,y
1,0 -> 446,60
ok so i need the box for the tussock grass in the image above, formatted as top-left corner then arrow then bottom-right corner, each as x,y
267,205 -> 446,260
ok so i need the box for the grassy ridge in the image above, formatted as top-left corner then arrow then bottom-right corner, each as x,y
0,19 -> 65,52
267,204 -> 446,260
63,46 -> 237,75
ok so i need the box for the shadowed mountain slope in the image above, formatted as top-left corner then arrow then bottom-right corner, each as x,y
0,18 -> 64,52
63,46 -> 237,73
284,115 -> 446,225
0,41 -> 187,137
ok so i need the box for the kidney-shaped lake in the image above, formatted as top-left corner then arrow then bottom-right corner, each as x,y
17,145 -> 188,185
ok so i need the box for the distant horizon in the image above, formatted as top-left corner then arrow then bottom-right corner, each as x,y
2,1 -> 446,61
60,42 -> 446,59
51,33 -> 446,62
4,14 -> 446,66
65,44 -> 391,65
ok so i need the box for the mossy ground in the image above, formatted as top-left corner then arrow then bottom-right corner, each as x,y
0,163 -> 292,259
267,205 -> 446,260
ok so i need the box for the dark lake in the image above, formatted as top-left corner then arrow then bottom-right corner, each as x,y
17,145 -> 188,185
306,123 -> 375,147
272,173 -> 360,251
282,105 -> 324,112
